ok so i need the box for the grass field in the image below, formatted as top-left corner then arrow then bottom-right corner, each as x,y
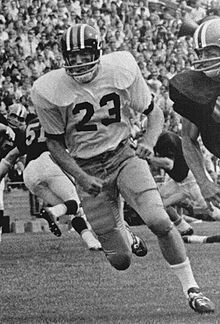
0,222 -> 220,324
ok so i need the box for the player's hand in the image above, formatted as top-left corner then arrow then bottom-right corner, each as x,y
200,180 -> 220,210
136,143 -> 154,160
78,173 -> 104,197
5,126 -> 15,141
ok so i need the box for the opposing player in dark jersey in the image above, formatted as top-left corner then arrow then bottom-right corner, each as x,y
148,131 -> 220,234
0,105 -> 103,250
170,18 -> 220,212
0,106 -> 147,255
0,111 -> 17,242
151,131 -> 220,220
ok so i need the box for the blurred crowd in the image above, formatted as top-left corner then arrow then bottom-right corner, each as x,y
0,0 -> 220,183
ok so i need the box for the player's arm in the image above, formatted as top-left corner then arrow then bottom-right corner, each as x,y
31,90 -> 103,196
128,58 -> 164,159
0,147 -> 21,181
182,117 -> 220,207
147,156 -> 174,171
136,102 -> 164,159
0,123 -> 15,141
141,103 -> 164,148
46,136 -> 104,196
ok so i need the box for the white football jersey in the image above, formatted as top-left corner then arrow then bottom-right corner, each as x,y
31,51 -> 152,159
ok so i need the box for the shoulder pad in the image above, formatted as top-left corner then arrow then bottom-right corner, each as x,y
32,69 -> 76,106
170,70 -> 220,105
101,51 -> 138,89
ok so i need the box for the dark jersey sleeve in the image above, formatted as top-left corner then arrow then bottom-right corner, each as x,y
14,128 -> 27,155
0,113 -> 8,126
154,131 -> 189,182
169,70 -> 220,127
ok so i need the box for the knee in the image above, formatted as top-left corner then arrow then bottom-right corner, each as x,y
149,212 -> 173,237
107,251 -> 132,270
98,228 -> 132,270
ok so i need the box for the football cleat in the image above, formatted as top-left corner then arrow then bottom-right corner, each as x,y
39,208 -> 62,237
179,227 -> 194,237
188,287 -> 215,314
131,234 -> 148,257
126,226 -> 148,257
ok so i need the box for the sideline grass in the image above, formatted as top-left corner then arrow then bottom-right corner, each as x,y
0,222 -> 219,324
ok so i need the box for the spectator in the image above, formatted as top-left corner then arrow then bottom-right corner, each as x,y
0,23 -> 8,43
135,0 -> 150,18
21,29 -> 39,58
3,54 -> 17,77
156,86 -> 174,120
69,0 -> 81,18
34,53 -> 46,76
189,0 -> 207,23
166,64 -> 177,80
147,68 -> 162,97
0,67 -> 5,88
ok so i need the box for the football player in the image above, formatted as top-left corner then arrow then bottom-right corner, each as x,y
31,24 -> 214,313
148,131 -> 220,222
0,112 -> 16,242
170,18 -> 220,214
0,104 -> 102,250
0,106 -> 147,255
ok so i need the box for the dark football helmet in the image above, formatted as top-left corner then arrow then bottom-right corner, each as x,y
193,18 -> 220,78
60,24 -> 101,83
7,103 -> 28,130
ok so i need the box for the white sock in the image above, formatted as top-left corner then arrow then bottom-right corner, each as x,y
170,257 -> 199,298
49,204 -> 67,218
81,229 -> 97,243
185,235 -> 207,243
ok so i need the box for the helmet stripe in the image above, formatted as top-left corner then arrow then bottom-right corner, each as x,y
194,24 -> 203,49
80,24 -> 86,49
200,20 -> 211,48
66,26 -> 72,51
196,19 -> 215,49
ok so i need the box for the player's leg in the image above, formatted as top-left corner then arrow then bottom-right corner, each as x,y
120,196 -> 147,257
159,179 -> 193,235
23,159 -> 63,237
44,157 -> 101,250
0,178 -> 4,242
187,171 -> 220,221
71,214 -> 102,251
79,190 -> 132,270
118,156 -> 215,313
159,177 -> 188,207
24,152 -> 101,248
166,206 -> 193,236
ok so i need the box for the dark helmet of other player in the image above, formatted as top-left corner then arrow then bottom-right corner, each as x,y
193,18 -> 220,79
7,103 -> 28,130
60,24 -> 101,83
